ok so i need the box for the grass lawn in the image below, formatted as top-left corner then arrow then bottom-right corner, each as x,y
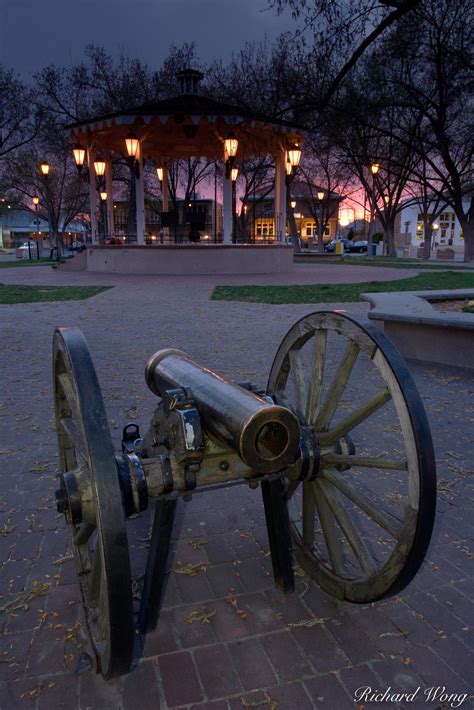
0,258 -> 65,268
296,256 -> 469,270
211,271 -> 474,305
0,284 -> 113,304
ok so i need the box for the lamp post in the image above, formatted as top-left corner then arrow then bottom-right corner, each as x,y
317,190 -> 324,252
231,166 -> 238,243
100,191 -> 108,240
367,163 -> 379,261
39,161 -> 59,264
32,196 -> 40,259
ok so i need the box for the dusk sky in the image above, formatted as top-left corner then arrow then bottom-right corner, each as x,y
0,0 -> 292,79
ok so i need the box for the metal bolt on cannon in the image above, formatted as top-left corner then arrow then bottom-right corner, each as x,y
53,310 -> 436,678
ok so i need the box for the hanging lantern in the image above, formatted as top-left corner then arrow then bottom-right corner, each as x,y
224,134 -> 238,159
94,160 -> 106,177
125,131 -> 139,159
72,143 -> 86,168
287,143 -> 302,168
39,162 -> 50,176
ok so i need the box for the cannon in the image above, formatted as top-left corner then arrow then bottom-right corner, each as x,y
53,310 -> 436,678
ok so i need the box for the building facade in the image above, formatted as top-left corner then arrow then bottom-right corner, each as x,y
244,182 -> 342,246
0,204 -> 86,251
395,196 -> 471,255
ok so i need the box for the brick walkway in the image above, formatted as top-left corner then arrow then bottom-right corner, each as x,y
0,265 -> 472,709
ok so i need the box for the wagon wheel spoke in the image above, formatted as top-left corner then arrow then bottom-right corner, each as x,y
59,416 -> 87,462
320,453 -> 408,471
320,467 -> 403,540
320,480 -> 378,577
312,481 -> 345,576
283,479 -> 300,500
58,373 -> 81,420
73,522 -> 96,546
305,330 -> 327,426
319,387 -> 392,446
315,341 -> 360,431
289,349 -> 307,420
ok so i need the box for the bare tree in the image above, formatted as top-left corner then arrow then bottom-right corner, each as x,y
0,66 -> 41,161
2,117 -> 88,253
268,0 -> 423,115
387,0 -> 474,260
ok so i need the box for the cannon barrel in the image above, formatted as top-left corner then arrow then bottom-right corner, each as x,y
145,349 -> 300,474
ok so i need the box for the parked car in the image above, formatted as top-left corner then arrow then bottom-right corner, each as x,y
15,241 -> 37,258
68,241 -> 84,252
349,240 -> 368,253
324,239 -> 352,253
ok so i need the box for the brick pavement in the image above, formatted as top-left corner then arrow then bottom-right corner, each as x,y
0,264 -> 473,709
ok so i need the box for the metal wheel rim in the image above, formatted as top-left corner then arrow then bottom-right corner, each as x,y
53,327 -> 134,677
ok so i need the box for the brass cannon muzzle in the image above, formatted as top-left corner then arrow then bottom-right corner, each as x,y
145,349 -> 300,475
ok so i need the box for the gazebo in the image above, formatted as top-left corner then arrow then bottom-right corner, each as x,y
68,70 -> 305,274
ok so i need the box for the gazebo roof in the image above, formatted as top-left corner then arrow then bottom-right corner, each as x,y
69,93 -> 301,132
68,71 -> 305,163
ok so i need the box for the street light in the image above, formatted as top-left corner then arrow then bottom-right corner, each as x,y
38,162 -> 60,263
367,163 -> 379,261
156,167 -> 164,183
231,166 -> 239,243
317,190 -> 325,252
32,196 -> 40,259
290,200 -> 296,209
100,192 -> 108,240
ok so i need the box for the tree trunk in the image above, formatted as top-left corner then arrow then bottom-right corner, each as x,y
460,218 -> 473,262
385,225 -> 397,257
286,198 -> 301,253
422,217 -> 434,260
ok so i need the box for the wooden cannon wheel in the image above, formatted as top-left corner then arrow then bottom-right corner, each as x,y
53,328 -> 134,678
267,311 -> 436,603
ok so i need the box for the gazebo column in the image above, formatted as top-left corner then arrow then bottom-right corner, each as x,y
274,148 -> 287,243
88,150 -> 99,244
223,170 -> 232,244
105,159 -> 114,240
135,145 -> 145,244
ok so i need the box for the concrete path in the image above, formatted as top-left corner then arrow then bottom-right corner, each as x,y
0,265 -> 472,709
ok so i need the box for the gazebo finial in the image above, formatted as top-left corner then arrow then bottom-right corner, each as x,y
177,68 -> 204,95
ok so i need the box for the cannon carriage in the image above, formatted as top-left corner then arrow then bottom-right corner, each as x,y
53,310 -> 436,678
